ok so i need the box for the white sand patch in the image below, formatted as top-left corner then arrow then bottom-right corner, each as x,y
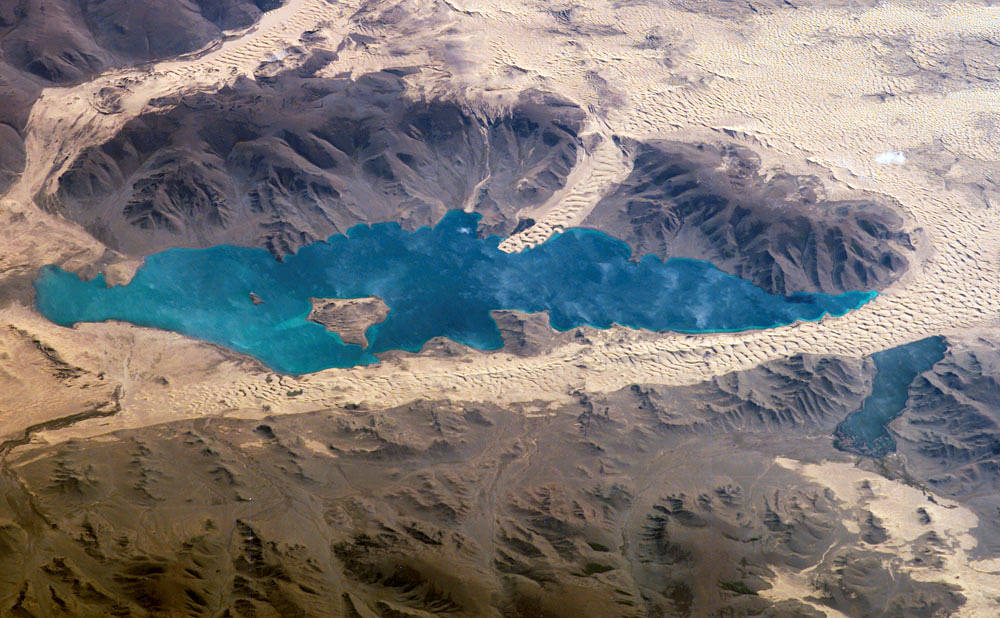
302,438 -> 335,456
874,150 -> 907,165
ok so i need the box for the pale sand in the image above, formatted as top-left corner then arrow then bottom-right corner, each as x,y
775,457 -> 1000,616
497,125 -> 631,252
4,0 -> 1000,608
759,568 -> 852,618
0,325 -> 118,439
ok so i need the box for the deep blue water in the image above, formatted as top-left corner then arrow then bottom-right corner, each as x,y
833,336 -> 947,457
35,211 -> 876,374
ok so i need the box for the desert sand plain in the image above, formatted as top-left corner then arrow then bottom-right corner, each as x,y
4,0 -> 1000,615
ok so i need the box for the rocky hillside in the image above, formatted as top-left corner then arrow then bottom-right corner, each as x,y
0,0 -> 286,194
48,65 -> 583,257
584,141 -> 916,295
0,347 -> 971,617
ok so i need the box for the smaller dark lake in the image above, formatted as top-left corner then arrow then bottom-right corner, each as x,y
833,336 -> 947,457
35,210 -> 876,374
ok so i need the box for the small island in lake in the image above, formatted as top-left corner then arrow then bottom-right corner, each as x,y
307,296 -> 390,348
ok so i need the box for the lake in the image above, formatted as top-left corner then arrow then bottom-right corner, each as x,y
35,210 -> 876,374
833,336 -> 947,457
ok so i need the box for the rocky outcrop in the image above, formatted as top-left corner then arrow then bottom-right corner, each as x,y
671,0 -> 878,19
489,310 -> 572,356
0,60 -> 37,195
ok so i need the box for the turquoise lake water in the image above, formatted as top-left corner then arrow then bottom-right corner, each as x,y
833,336 -> 947,457
35,210 -> 876,374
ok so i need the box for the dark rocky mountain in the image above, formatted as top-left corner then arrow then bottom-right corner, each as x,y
45,61 -> 916,300
47,65 -> 584,256
608,352 -> 875,434
1,0 -> 284,84
0,0 -> 286,195
583,141 -> 916,295
0,62 -> 36,194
